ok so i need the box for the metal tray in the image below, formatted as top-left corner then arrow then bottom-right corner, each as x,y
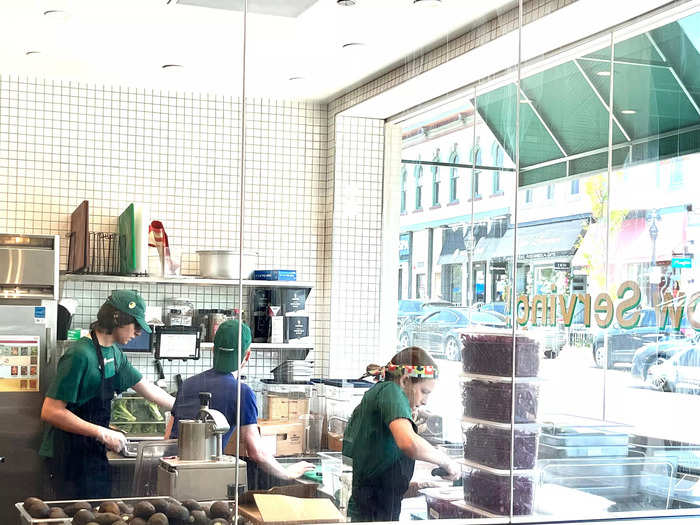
540,431 -> 629,447
540,443 -> 629,459
16,496 -> 177,525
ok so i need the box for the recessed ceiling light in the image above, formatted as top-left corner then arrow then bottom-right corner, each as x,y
289,76 -> 305,81
621,109 -> 637,114
342,42 -> 365,50
162,64 -> 184,71
25,51 -> 41,57
596,71 -> 611,76
337,0 -> 357,5
413,0 -> 442,5
43,10 -> 70,22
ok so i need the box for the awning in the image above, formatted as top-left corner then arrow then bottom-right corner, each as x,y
437,227 -> 468,265
572,211 -> 688,267
474,18 -> 700,187
474,218 -> 588,261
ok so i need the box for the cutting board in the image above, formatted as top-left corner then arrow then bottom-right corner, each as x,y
68,200 -> 89,272
253,494 -> 344,524
118,204 -> 135,274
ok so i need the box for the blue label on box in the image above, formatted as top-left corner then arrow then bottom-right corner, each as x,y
34,307 -> 46,319
253,270 -> 297,281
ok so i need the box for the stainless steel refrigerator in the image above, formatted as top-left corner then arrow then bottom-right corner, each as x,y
0,234 -> 59,523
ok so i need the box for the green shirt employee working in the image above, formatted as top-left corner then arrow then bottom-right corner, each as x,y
343,346 -> 460,522
39,290 -> 175,500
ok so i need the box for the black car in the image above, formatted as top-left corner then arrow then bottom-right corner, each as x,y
398,307 -> 506,360
592,308 -> 689,369
397,299 -> 452,329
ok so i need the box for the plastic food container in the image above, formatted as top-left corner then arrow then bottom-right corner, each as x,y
419,487 -> 472,519
461,462 -> 535,515
461,375 -> 540,423
539,443 -> 629,459
462,417 -> 540,470
461,331 -> 540,377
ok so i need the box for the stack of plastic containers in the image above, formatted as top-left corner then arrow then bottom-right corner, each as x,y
459,330 -> 541,516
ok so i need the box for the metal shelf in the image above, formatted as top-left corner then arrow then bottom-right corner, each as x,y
201,342 -> 313,350
60,272 -> 313,288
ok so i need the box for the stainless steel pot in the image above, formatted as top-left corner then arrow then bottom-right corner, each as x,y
178,420 -> 208,461
197,250 -> 256,279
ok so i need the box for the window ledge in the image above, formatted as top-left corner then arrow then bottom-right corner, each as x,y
490,191 -> 504,198
413,208 -> 423,213
400,211 -> 408,216
468,195 -> 483,202
430,204 -> 441,210
447,200 -> 460,207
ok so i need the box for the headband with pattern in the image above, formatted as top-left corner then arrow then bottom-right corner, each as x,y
364,363 -> 439,381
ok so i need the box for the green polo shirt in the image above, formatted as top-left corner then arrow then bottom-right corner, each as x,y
39,337 -> 142,458
342,381 -> 414,484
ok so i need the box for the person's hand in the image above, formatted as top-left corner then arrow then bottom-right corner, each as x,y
439,460 -> 461,482
285,461 -> 316,479
96,426 -> 127,453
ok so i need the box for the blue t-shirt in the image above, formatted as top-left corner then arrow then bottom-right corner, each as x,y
171,369 -> 258,447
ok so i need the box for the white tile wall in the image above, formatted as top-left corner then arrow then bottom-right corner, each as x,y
0,77 -> 329,383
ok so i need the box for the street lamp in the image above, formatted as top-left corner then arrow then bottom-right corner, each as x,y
647,209 -> 661,306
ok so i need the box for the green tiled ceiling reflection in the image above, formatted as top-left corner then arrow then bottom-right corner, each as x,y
474,13 -> 700,188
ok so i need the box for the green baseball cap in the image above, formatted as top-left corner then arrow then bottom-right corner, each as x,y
213,319 -> 252,373
107,289 -> 151,333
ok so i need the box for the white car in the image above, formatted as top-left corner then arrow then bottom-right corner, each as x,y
647,344 -> 700,393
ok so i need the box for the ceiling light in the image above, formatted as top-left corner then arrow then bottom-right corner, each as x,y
25,51 -> 41,57
337,0 -> 357,5
289,76 -> 305,81
596,71 -> 611,76
413,0 -> 442,5
162,64 -> 184,71
621,109 -> 637,115
43,10 -> 71,22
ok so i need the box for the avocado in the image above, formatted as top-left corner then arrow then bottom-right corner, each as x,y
181,499 -> 201,512
99,502 -> 121,515
111,521 -> 128,525
133,501 -> 156,519
93,512 -> 122,525
209,501 -> 230,520
151,500 -> 170,514
65,501 -> 92,516
130,519 -> 148,525
147,512 -> 169,525
190,509 -> 208,525
23,496 -> 43,510
165,503 -> 189,521
117,502 -> 133,515
210,519 -> 230,524
27,502 -> 50,518
73,508 -> 96,524
49,507 -> 68,518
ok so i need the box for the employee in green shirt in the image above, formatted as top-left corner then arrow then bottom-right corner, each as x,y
343,346 -> 460,522
39,290 -> 175,499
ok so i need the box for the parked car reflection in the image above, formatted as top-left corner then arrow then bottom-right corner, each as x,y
647,344 -> 700,393
591,308 -> 689,369
398,307 -> 506,360
397,299 -> 453,330
631,335 -> 699,381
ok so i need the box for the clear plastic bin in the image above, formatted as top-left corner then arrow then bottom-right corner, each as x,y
318,451 -> 353,506
462,418 -> 539,470
461,331 -> 540,377
461,375 -> 540,423
461,461 -> 535,515
419,487 -> 471,519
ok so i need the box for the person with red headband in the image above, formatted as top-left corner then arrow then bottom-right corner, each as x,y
342,346 -> 460,522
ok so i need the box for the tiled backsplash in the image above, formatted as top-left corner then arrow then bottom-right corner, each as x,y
0,78 -> 329,382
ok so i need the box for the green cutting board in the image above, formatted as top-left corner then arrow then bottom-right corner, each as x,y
118,204 -> 136,274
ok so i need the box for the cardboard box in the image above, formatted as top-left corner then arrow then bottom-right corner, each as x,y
226,419 -> 303,457
284,315 -> 309,340
267,394 -> 309,421
282,288 -> 308,314
238,484 -> 344,525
